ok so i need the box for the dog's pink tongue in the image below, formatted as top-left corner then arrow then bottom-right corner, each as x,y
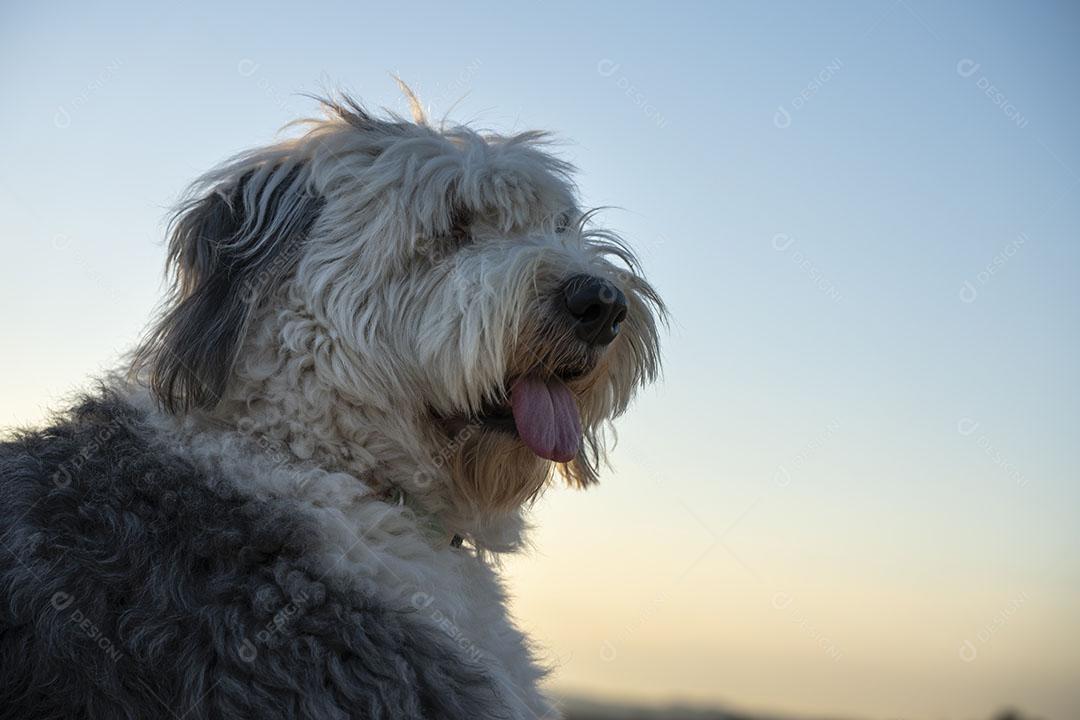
510,376 -> 582,462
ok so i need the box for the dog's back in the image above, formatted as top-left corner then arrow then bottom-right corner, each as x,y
0,391 -> 506,720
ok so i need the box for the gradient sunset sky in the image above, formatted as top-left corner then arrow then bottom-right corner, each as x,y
2,1 -> 1078,718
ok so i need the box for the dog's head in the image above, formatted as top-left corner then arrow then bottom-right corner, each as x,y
135,93 -> 663,537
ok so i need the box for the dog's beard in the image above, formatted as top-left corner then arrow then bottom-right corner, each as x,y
448,430 -> 554,513
445,419 -> 606,521
440,357 -> 616,517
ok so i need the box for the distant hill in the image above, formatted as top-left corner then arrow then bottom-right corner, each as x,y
557,696 -> 801,720
557,696 -> 1041,720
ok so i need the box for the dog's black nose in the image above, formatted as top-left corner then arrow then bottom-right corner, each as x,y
562,274 -> 628,346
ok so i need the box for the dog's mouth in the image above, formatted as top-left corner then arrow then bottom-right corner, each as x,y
440,365 -> 589,463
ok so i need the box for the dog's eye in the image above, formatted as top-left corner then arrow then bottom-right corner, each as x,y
449,207 -> 473,245
554,212 -> 573,234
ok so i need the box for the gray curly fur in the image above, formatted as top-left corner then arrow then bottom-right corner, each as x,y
0,390 -> 506,720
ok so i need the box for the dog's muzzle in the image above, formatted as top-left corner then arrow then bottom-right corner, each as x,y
562,274 -> 628,346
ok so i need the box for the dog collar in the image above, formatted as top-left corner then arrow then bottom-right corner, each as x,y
383,485 -> 464,549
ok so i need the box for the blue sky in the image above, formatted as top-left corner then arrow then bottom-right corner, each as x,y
2,2 -> 1078,718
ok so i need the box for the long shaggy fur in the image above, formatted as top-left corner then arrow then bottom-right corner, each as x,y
1,91 -> 664,719
0,392 -> 505,720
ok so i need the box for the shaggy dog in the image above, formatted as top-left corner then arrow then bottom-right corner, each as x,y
0,91 -> 663,720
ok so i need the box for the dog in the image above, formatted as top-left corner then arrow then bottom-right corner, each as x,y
0,90 -> 663,720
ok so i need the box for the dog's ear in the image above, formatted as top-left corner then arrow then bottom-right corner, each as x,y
135,159 -> 323,413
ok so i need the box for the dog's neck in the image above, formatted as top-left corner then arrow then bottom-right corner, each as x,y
206,296 -> 530,553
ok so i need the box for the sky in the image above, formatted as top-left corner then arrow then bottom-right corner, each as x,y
1,1 -> 1078,718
